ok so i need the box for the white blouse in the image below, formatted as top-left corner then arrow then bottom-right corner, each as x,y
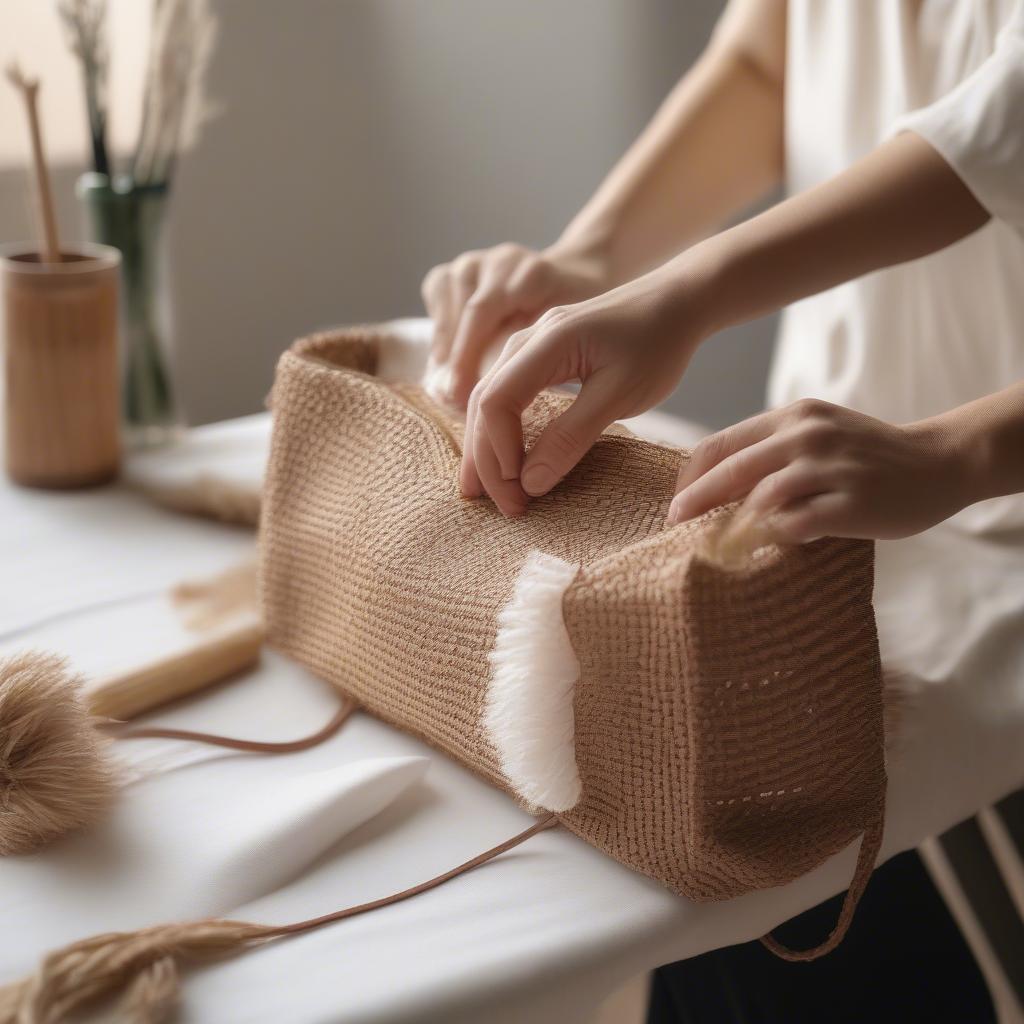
770,0 -> 1024,533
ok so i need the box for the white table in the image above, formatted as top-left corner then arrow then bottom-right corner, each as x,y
1,408 -> 1023,1023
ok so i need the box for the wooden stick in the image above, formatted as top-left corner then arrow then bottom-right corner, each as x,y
5,62 -> 61,264
87,619 -> 264,720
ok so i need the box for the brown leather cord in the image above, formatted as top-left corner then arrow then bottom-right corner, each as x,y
100,697 -> 356,753
0,811 -> 563,1022
100,690 -> 560,935
760,798 -> 886,961
266,813 -> 561,938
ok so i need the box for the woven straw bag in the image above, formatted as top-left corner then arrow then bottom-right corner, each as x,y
261,324 -> 888,958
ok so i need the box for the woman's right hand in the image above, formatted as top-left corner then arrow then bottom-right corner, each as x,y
460,261 -> 713,517
420,243 -> 611,407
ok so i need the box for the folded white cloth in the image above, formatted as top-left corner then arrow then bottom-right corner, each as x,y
0,750 -> 427,976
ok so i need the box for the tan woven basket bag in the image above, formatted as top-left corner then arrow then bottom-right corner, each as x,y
261,325 -> 888,960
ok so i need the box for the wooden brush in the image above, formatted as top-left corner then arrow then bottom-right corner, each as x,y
0,647 -> 353,857
90,561 -> 263,720
0,563 -> 350,857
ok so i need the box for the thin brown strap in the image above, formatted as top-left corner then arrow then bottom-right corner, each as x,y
266,813 -> 561,938
101,698 -> 356,753
760,799 -> 886,962
0,816 -> 561,1022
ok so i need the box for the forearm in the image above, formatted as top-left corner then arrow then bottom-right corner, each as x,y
673,130 -> 991,336
556,0 -> 786,285
656,129 -> 1012,533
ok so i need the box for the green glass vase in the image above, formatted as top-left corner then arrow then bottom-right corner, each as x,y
77,172 -> 181,447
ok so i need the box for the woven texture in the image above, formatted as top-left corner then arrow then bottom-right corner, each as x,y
260,326 -> 886,902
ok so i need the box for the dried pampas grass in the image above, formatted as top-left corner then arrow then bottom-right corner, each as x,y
140,475 -> 261,527
171,559 -> 259,630
132,0 -> 217,187
0,653 -> 116,856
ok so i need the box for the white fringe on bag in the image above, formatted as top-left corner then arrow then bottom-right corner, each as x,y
485,551 -> 582,813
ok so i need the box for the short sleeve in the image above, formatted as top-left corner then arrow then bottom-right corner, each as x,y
892,1 -> 1024,231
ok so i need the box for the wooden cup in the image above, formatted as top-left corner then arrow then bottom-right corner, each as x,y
2,243 -> 122,488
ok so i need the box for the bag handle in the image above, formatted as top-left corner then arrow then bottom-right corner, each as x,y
0,812 -> 561,1021
760,798 -> 886,961
100,696 -> 357,753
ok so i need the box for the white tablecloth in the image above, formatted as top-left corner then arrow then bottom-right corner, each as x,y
1,346 -> 1023,1022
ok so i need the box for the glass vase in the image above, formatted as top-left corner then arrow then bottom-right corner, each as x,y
77,172 -> 181,447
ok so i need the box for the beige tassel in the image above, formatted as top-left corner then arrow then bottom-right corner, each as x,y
0,653 -> 116,856
119,955 -> 179,1024
0,920 -> 271,1024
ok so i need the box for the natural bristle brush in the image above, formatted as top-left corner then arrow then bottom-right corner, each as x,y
0,562 -> 352,856
0,649 -> 355,857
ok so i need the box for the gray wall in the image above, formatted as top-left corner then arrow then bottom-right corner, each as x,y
1,0 -> 776,429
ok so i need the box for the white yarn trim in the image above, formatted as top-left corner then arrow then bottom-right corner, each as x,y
485,551 -> 583,812
376,319 -> 432,382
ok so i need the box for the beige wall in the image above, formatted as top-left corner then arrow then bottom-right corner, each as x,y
1,0 -> 776,428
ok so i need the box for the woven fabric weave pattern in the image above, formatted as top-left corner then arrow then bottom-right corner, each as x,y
261,326 -> 886,903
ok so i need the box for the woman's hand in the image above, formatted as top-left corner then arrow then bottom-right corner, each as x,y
421,243 -> 611,407
460,270 -> 711,517
668,399 -> 972,541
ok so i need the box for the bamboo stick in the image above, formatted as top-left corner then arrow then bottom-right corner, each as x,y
5,63 -> 61,264
87,618 -> 264,721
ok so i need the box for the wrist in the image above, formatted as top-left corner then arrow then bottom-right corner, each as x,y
907,409 -> 990,514
546,232 -> 615,286
650,239 -> 735,345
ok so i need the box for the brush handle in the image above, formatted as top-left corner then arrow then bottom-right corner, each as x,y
17,79 -> 61,264
87,619 -> 264,721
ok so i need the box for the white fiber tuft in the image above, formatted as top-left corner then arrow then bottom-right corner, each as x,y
485,551 -> 582,812
421,357 -> 454,405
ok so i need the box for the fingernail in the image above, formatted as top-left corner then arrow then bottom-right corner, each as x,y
521,464 -> 555,496
666,496 -> 684,525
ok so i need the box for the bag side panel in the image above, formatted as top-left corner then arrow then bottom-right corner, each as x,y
560,532 -> 886,902
559,539 -> 699,890
683,537 -> 886,899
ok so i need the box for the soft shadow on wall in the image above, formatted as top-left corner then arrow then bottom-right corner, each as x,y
2,0 -> 777,429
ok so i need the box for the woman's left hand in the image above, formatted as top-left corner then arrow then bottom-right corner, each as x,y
668,398 -> 971,542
